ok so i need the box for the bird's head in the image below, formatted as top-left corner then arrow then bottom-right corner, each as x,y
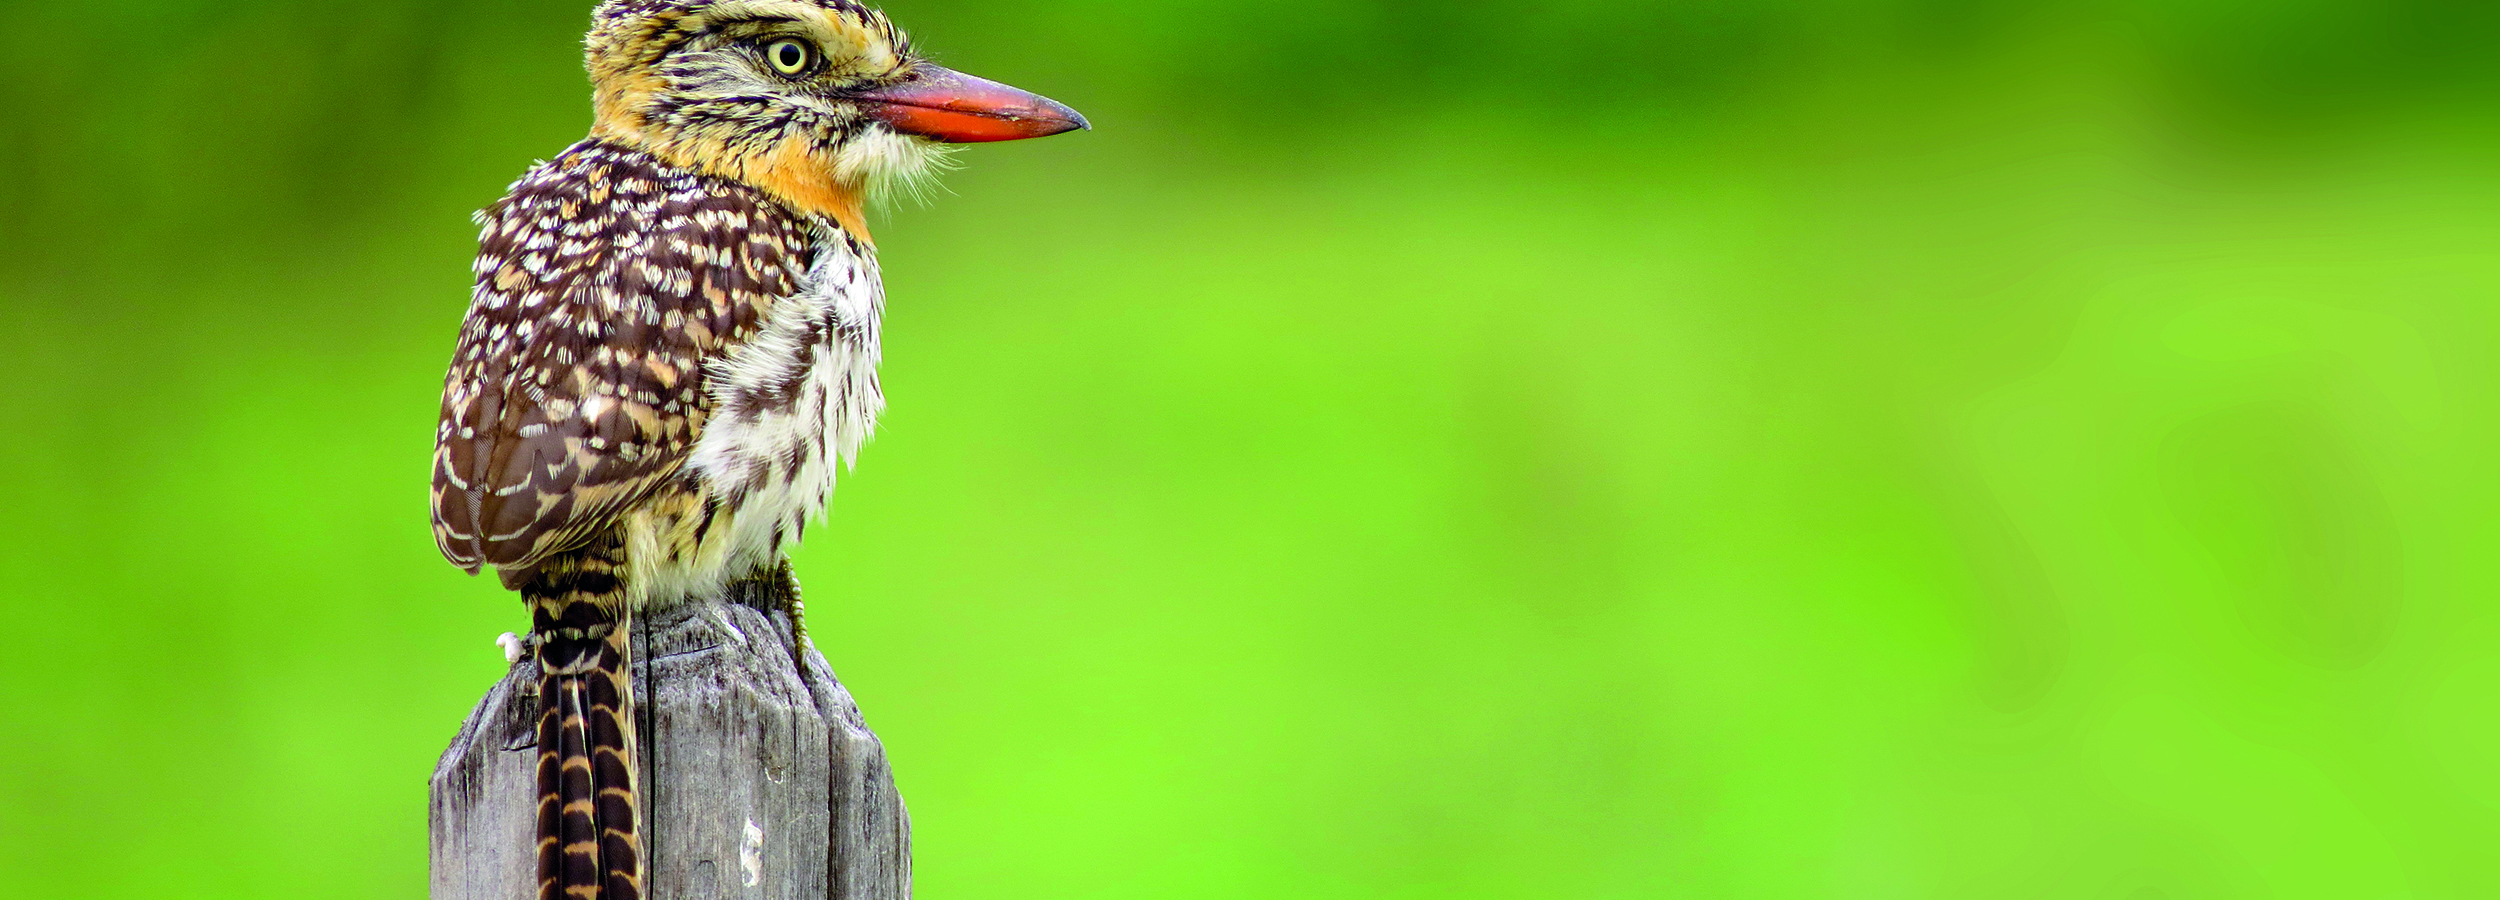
585,0 -> 1086,237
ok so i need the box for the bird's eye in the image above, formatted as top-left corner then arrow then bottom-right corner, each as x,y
765,39 -> 814,76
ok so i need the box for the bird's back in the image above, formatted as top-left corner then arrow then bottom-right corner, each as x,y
431,138 -> 821,585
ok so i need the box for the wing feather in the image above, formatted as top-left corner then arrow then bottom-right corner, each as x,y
431,140 -> 815,577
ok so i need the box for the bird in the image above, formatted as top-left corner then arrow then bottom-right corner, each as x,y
426,2 -> 1085,898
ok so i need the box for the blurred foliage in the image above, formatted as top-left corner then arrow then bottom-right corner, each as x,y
2,0 -> 2495,897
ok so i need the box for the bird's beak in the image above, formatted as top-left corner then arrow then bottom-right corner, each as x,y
853,65 -> 1090,143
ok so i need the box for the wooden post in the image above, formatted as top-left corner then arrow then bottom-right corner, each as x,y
429,578 -> 911,899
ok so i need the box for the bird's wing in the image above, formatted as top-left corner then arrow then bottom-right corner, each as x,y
431,142 -> 815,577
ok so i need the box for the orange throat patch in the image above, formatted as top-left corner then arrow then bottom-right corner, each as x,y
745,138 -> 874,246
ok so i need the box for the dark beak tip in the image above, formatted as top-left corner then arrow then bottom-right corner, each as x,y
1042,101 -> 1090,135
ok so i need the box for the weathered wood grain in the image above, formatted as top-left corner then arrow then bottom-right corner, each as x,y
430,580 -> 910,899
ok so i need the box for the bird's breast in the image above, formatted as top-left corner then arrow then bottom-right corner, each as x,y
652,228 -> 884,596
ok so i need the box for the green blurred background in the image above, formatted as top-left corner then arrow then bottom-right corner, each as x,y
2,0 -> 2494,895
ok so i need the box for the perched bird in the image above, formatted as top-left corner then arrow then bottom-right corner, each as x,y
427,2 -> 1085,897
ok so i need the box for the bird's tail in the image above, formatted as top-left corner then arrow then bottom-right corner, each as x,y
524,545 -> 642,900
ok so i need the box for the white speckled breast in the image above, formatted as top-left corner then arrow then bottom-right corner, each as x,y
675,226 -> 884,591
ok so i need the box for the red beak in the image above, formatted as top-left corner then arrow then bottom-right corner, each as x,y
853,65 -> 1089,143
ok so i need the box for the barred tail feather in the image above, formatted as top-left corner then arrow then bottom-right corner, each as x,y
526,549 -> 642,900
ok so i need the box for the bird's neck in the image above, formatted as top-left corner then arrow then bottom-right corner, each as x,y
593,123 -> 875,246
740,136 -> 875,247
